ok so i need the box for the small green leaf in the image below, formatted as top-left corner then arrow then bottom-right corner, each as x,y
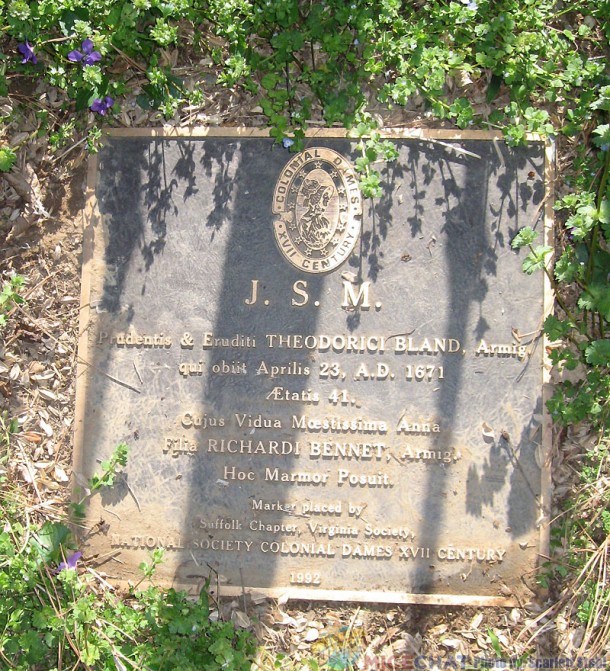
544,315 -> 573,341
538,573 -> 550,589
578,284 -> 610,321
359,171 -> 382,199
599,198 -> 610,225
554,248 -> 581,283
32,608 -> 51,630
261,73 -> 279,91
592,124 -> 610,148
522,245 -> 552,274
90,442 -> 129,491
487,628 -> 503,655
577,292 -> 595,311
30,522 -> 73,564
0,147 -> 16,172
585,340 -> 610,366
511,226 -> 538,249
591,85 -> 610,112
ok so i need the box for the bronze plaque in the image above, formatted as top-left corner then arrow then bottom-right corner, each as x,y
75,129 -> 552,605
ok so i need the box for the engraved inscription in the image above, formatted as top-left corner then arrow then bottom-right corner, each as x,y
77,134 -> 547,604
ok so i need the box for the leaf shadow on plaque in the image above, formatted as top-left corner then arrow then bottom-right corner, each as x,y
352,157 -> 402,282
91,136 -> 357,592
465,409 -> 542,535
402,140 -> 546,594
406,140 -> 493,594
96,138 -> 148,314
506,405 -> 545,536
344,156 -> 400,332
179,137 -> 331,591
200,141 -> 237,237
97,138 -> 202,313
99,473 -> 131,507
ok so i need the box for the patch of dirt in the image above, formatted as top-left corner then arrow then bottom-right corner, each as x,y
0,153 -> 86,519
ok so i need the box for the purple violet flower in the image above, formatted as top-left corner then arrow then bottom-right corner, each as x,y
90,96 -> 114,116
18,40 -> 37,65
57,551 -> 82,572
282,137 -> 295,149
68,38 -> 101,66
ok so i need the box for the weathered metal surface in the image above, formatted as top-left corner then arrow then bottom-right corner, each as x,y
74,129 -> 552,605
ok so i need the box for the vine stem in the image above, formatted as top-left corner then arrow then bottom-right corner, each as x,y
587,147 -> 610,284
587,146 -> 610,339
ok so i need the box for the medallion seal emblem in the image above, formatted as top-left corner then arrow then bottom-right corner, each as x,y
272,147 -> 362,273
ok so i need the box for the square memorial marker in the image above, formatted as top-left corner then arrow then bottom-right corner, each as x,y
75,129 -> 553,605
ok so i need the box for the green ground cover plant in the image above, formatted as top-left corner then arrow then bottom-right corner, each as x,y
1,0 -> 610,663
1,0 -> 608,181
0,275 -> 25,329
0,441 -> 255,670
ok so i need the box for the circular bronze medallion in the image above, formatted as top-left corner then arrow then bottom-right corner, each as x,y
272,147 -> 362,274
